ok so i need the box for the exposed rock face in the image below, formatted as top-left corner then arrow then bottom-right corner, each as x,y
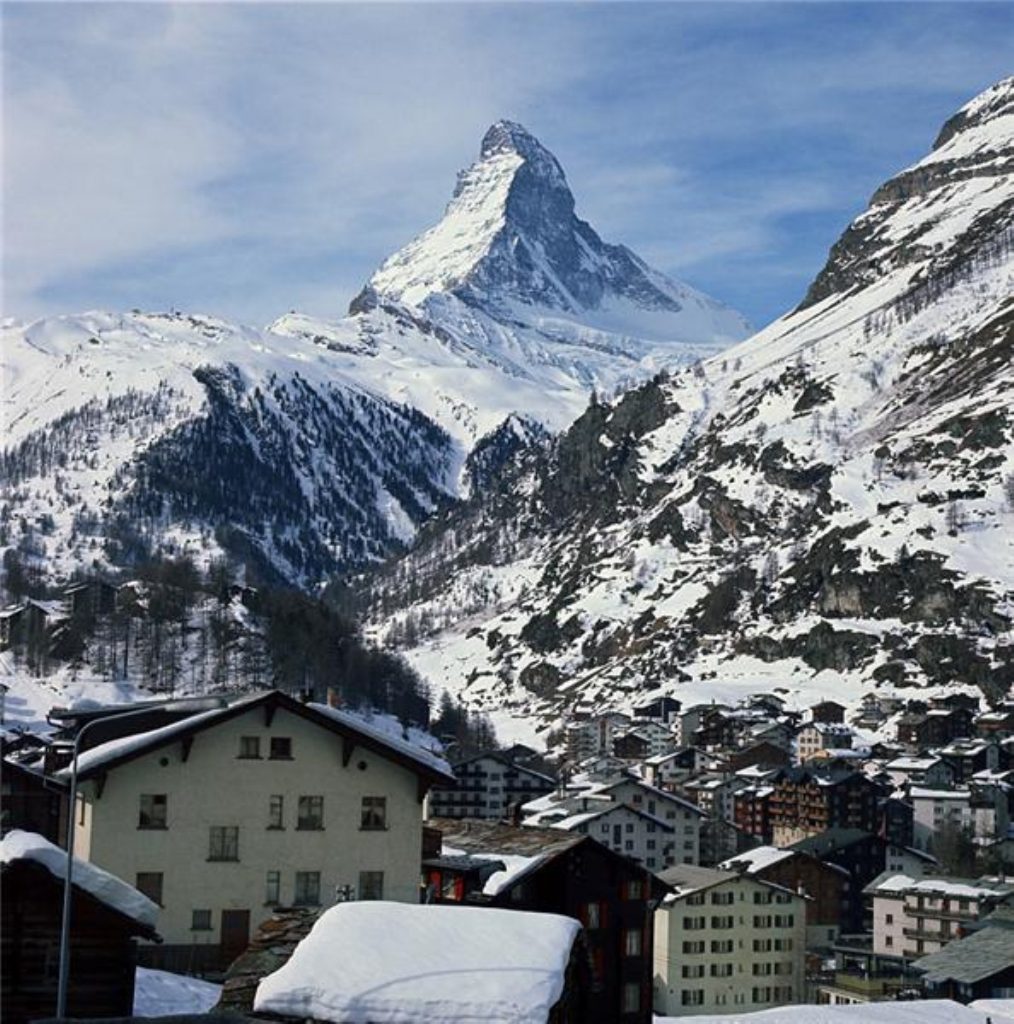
359,119 -> 748,330
2,123 -> 748,586
360,78 -> 1014,724
801,76 -> 1014,309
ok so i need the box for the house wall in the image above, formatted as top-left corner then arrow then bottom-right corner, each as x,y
575,805 -> 677,871
605,780 -> 702,867
1,862 -> 142,1024
75,704 -> 426,948
653,877 -> 806,1016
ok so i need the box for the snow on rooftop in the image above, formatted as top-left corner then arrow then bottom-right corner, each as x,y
654,997 -> 1013,1023
56,694 -> 451,780
1,829 -> 159,930
871,872 -> 1011,899
720,846 -> 794,873
441,844 -> 548,897
254,901 -> 580,1024
133,968 -> 221,1017
308,702 -> 452,778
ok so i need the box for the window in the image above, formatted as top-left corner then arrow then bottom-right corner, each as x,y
625,878 -> 644,900
136,872 -> 163,904
584,902 -> 604,929
268,795 -> 284,829
209,826 -> 239,861
681,990 -> 704,1007
682,940 -> 705,954
266,870 -> 281,905
239,736 -> 261,759
621,982 -> 640,1013
754,915 -> 772,928
711,939 -> 733,953
753,890 -> 772,904
711,915 -> 734,929
885,913 -> 893,924
359,871 -> 384,900
361,797 -> 387,831
885,935 -> 893,948
754,938 -> 772,952
138,794 -> 167,829
624,840 -> 634,851
682,964 -> 705,978
270,737 -> 292,760
711,963 -> 733,977
712,890 -> 734,905
624,928 -> 641,956
294,871 -> 321,906
297,796 -> 324,830
191,909 -> 212,931
683,916 -> 706,930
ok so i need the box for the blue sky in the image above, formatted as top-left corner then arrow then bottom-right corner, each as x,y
4,2 -> 1012,329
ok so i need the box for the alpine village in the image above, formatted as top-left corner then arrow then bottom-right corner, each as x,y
2,37 -> 1014,1024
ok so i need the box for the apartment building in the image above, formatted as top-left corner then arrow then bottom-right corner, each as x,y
62,691 -> 453,965
653,864 -> 806,1016
427,751 -> 555,819
867,871 -> 1014,958
768,768 -> 880,846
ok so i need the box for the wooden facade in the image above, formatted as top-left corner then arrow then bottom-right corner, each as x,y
429,820 -> 662,1024
2,859 -> 158,1024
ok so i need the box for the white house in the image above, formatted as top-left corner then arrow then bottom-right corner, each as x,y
61,691 -> 453,961
866,871 -> 1014,958
654,864 -> 806,1016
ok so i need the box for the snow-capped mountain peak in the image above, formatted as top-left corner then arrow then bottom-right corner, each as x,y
355,120 -> 750,343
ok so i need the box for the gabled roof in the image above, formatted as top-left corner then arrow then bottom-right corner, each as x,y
446,750 -> 556,785
789,828 -> 881,858
915,920 -> 1014,984
1,829 -> 160,938
658,862 -> 808,903
600,777 -> 705,816
431,818 -> 659,894
60,690 -> 454,783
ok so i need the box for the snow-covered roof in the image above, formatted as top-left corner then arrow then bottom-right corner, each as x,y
441,844 -> 548,897
719,846 -> 795,873
253,901 -> 580,1024
59,691 -> 453,782
654,998 -> 1013,1023
868,871 -> 1014,900
1,829 -> 159,933
909,787 -> 972,800
308,702 -> 452,777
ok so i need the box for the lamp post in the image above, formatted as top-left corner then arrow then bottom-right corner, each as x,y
55,706 -> 157,1019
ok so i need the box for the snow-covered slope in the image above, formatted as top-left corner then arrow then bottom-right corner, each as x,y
360,78 -> 1014,739
1,124 -> 747,586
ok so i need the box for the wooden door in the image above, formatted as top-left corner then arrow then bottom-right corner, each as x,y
220,909 -> 250,963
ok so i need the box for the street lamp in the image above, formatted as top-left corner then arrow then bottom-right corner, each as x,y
55,705 -> 161,1019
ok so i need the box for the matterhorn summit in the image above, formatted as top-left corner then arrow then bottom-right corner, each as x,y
352,120 -> 750,343
3,120 -> 748,585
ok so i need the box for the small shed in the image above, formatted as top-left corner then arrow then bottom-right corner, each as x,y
1,829 -> 160,1024
254,901 -> 586,1024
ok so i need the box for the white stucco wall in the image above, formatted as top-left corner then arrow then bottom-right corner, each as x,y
76,704 -> 427,946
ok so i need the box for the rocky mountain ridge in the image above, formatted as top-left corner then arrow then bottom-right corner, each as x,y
1,124 -> 746,588
358,78 -> 1014,739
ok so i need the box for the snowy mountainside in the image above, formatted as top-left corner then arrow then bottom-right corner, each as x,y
2,311 -> 456,584
360,78 -> 1014,740
1,122 -> 747,587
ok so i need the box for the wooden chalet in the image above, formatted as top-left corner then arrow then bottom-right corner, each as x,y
1,830 -> 160,1024
426,818 -> 663,1024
